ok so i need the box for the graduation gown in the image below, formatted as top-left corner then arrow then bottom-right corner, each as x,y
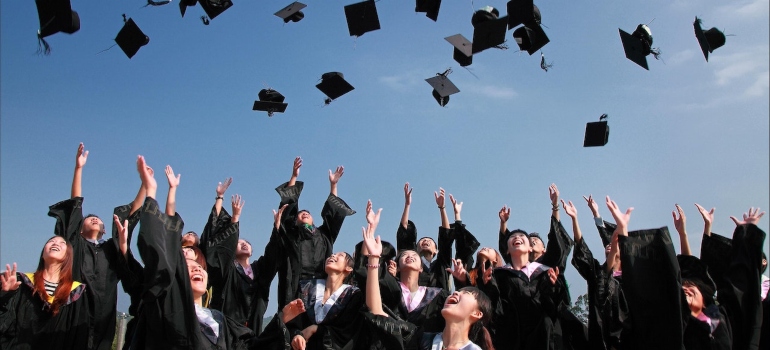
571,237 -> 629,350
0,272 -> 89,350
700,224 -> 766,350
48,197 -> 138,350
395,220 -> 454,291
275,181 -> 356,309
130,197 -> 255,350
376,272 -> 448,333
199,205 -> 280,334
618,227 -> 684,350
479,263 -> 564,350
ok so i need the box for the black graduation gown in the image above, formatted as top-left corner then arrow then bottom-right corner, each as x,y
348,310 -> 425,350
479,263 -> 563,350
0,273 -> 90,350
111,202 -> 145,350
700,224 -> 766,350
376,272 -> 448,333
48,197 -> 137,350
571,237 -> 629,350
275,181 -> 356,309
452,220 -> 481,271
130,197 -> 255,350
351,240 -> 402,313
682,306 -> 732,350
395,220 -> 454,291
199,205 -> 281,334
618,227 -> 684,350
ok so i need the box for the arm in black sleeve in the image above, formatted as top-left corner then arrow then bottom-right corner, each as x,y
430,226 -> 455,291
699,231 -> 732,290
539,216 -> 571,270
571,237 -> 599,283
136,198 -> 185,300
500,229 -> 511,265
203,208 -> 240,291
397,221 -> 418,252
317,193 -> 356,245
48,197 -> 84,243
275,181 -> 304,228
452,221 -> 480,270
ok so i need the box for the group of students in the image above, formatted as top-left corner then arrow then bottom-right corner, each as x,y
0,143 -> 768,350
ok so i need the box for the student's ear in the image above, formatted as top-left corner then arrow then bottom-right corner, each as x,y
470,309 -> 483,322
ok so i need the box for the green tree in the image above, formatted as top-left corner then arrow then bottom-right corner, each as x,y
569,293 -> 589,324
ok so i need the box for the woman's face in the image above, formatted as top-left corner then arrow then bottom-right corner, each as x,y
324,252 -> 352,274
441,289 -> 483,323
477,247 -> 498,264
187,259 -> 208,298
43,237 -> 68,263
507,233 -> 532,256
683,282 -> 704,315
398,250 -> 422,272
236,239 -> 252,257
182,246 -> 198,260
181,232 -> 198,247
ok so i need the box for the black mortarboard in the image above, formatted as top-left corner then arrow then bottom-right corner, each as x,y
198,0 -> 232,20
275,2 -> 306,23
253,89 -> 288,117
344,0 -> 381,37
179,0 -> 197,17
513,23 -> 549,55
426,70 -> 460,107
35,0 -> 80,38
316,72 -> 355,104
693,17 -> 725,62
677,255 -> 717,306
445,34 -> 473,66
115,18 -> 150,59
619,24 -> 659,70
471,7 -> 508,54
415,0 -> 441,22
584,114 -> 609,147
506,0 -> 538,29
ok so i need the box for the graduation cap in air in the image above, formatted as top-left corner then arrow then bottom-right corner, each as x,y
693,17 -> 726,62
199,0 -> 233,20
275,2 -> 306,23
316,72 -> 355,104
415,0 -> 441,22
425,68 -> 460,107
253,89 -> 288,117
584,114 -> 609,147
344,0 -> 380,37
619,24 -> 661,70
471,6 -> 509,54
445,34 -> 473,66
508,3 -> 548,55
115,17 -> 150,59
179,0 -> 197,17
35,0 -> 80,54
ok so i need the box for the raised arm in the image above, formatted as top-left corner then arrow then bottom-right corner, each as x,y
549,183 -> 560,222
400,182 -> 412,229
214,177 -> 232,217
288,156 -> 301,187
562,199 -> 581,242
71,142 -> 88,198
499,205 -> 510,234
362,203 -> 385,317
450,194 -> 462,222
695,203 -> 715,237
164,165 -> 181,216
435,188 -> 449,229
605,196 -> 632,237
329,165 -> 343,197
672,204 -> 691,255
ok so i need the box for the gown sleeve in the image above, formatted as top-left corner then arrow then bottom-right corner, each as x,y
452,221 -> 480,271
317,193 -> 356,245
429,226 -> 455,291
136,198 -> 185,301
397,220 -> 418,252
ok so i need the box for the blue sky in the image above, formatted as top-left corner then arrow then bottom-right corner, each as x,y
2,0 -> 768,314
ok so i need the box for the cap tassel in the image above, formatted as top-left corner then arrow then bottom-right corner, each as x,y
650,47 -> 662,60
37,32 -> 52,55
540,53 -> 553,72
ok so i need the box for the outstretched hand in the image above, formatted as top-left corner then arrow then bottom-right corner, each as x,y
547,267 -> 560,285
605,196 -> 633,235
365,200 -> 382,229
499,205 -> 511,223
549,184 -> 559,205
404,182 -> 412,205
273,204 -> 288,230
113,215 -> 129,256
482,265 -> 493,285
231,194 -> 245,221
434,188 -> 446,208
446,258 -> 467,283
292,157 -> 302,178
583,195 -> 599,217
0,263 -> 21,292
281,299 -> 306,324
694,204 -> 715,225
136,156 -> 157,194
75,142 -> 88,169
165,165 -> 181,188
730,207 -> 765,226
450,194 -> 463,215
562,200 -> 577,219
672,204 -> 686,235
361,224 -> 383,258
328,166 -> 344,185
216,178 -> 232,197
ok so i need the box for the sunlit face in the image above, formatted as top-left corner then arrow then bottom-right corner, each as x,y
324,252 -> 352,274
441,289 -> 483,323
43,236 -> 68,262
82,216 -> 104,236
683,282 -> 704,316
507,233 -> 532,256
182,246 -> 198,260
477,247 -> 498,265
181,232 -> 198,247
398,250 -> 422,272
236,239 -> 252,258
417,238 -> 437,256
187,259 -> 208,298
297,211 -> 313,225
